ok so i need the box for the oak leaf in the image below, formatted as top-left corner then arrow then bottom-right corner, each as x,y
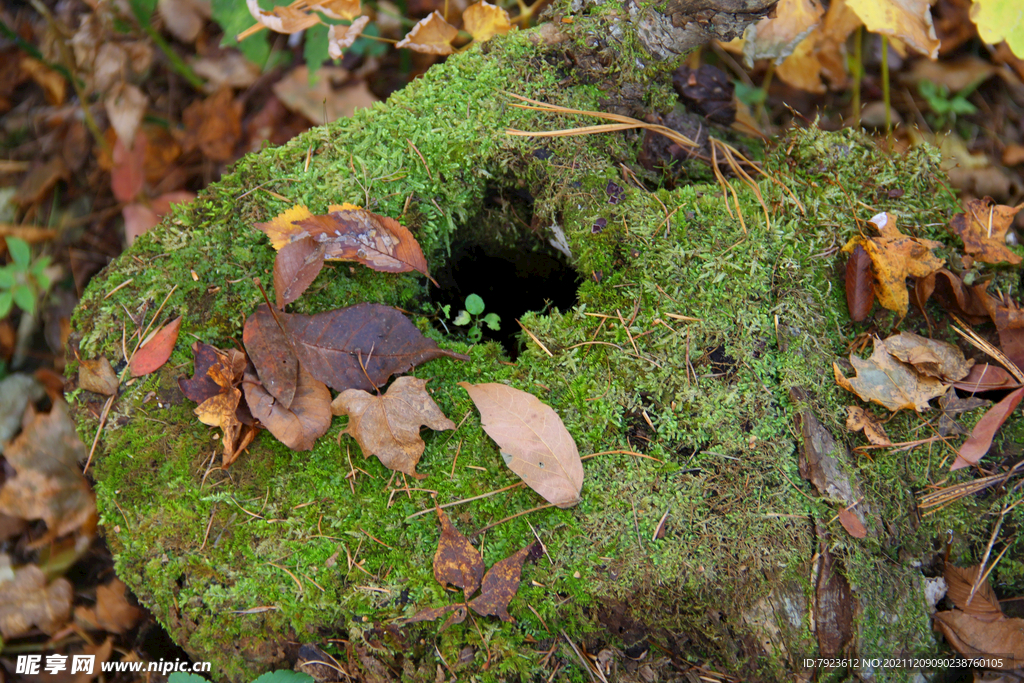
243,365 -> 331,451
950,197 -> 1023,265
846,0 -> 940,58
841,212 -> 944,317
129,316 -> 182,377
78,356 -> 118,395
332,376 -> 455,478
833,337 -> 948,412
883,331 -> 973,381
463,2 -> 512,42
281,303 -> 469,392
431,508 -> 484,598
396,11 -> 458,55
459,382 -> 584,508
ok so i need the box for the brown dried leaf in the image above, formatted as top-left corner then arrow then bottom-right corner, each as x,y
130,316 -> 182,377
181,87 -> 243,162
77,578 -> 142,634
404,603 -> 466,630
0,562 -> 73,638
846,0 -> 940,58
953,363 -> 1021,393
104,82 -> 147,155
246,0 -> 321,33
836,507 -> 867,538
467,542 -> 541,622
78,356 -> 118,395
458,383 -> 584,508
332,376 -> 455,477
937,390 -> 990,437
933,611 -> 1024,669
845,406 -> 891,445
841,212 -> 944,317
178,342 -> 245,406
243,365 -> 331,451
313,0 -> 361,19
884,331 -> 973,381
243,305 -> 298,408
943,564 -> 1005,622
0,402 -> 96,538
845,243 -> 875,321
950,198 -> 1024,265
273,236 -> 326,307
282,303 -> 469,392
396,11 -> 458,54
432,508 -> 484,598
951,386 -> 1024,471
462,1 -> 512,42
833,337 -> 948,412
328,16 -> 371,58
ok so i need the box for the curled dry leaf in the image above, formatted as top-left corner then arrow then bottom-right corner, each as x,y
883,331 -> 973,381
462,1 -> 512,42
274,236 -> 327,307
78,356 -> 118,395
129,316 -> 182,377
845,406 -> 890,445
183,343 -> 255,467
243,365 -> 331,452
396,11 -> 458,55
459,382 -> 584,508
282,303 -> 469,392
841,212 -> 944,318
332,376 -> 455,478
243,305 -> 298,408
950,198 -> 1024,265
467,541 -> 542,622
0,562 -> 73,638
75,578 -> 142,634
951,386 -> 1024,471
741,0 -> 824,65
432,508 -> 484,598
943,564 -> 1004,622
845,243 -> 874,322
246,0 -> 321,33
328,16 -> 372,59
833,337 -> 948,412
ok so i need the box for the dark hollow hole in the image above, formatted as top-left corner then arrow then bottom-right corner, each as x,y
433,240 -> 579,359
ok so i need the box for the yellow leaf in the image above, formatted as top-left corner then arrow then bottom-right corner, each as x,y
970,0 -> 1024,58
396,11 -> 458,55
254,204 -> 315,250
742,0 -> 824,65
846,0 -> 940,58
463,1 -> 512,42
312,0 -> 360,20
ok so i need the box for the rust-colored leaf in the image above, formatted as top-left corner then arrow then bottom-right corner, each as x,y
431,508 -> 484,598
943,564 -> 1005,622
841,212 -> 944,317
915,268 -> 992,323
845,243 -> 874,321
467,542 -> 541,622
332,376 -> 455,478
273,236 -> 326,307
459,383 -> 584,508
845,406 -> 891,445
950,197 -> 1024,265
836,507 -> 867,538
951,386 -> 1024,470
933,610 -> 1024,669
243,305 -> 298,408
0,564 -> 73,638
78,356 -> 118,395
833,337 -> 948,412
243,365 -> 331,451
396,11 -> 458,54
193,348 -> 256,467
403,603 -> 467,631
129,316 -> 181,377
282,303 -> 469,392
883,331 -> 973,381
953,363 -> 1021,393
75,579 -> 142,634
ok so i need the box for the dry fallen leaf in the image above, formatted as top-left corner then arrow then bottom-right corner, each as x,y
246,0 -> 321,33
951,386 -> 1024,470
937,390 -> 989,437
834,337 -> 948,412
467,541 -> 541,622
842,212 -> 945,318
845,243 -> 875,321
950,198 -> 1024,265
181,87 -> 243,163
314,0 -> 361,20
243,305 -> 299,409
883,331 -> 973,381
184,343 -> 255,467
836,507 -> 867,538
0,560 -> 73,638
458,383 -> 584,508
104,82 -> 148,155
953,363 -> 1021,393
243,364 -> 331,452
272,66 -> 378,124
846,0 -> 940,58
933,610 -> 1024,669
845,406 -> 891,445
396,11 -> 458,54
432,508 -> 484,598
78,356 -> 118,396
741,0 -> 824,66
944,564 -> 1005,622
130,316 -> 182,377
328,16 -> 372,59
462,1 -> 512,42
332,376 -> 455,478
75,578 -> 142,634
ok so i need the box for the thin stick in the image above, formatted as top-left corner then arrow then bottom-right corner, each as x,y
405,482 -> 525,521
407,139 -> 434,182
267,562 -> 304,595
471,503 -> 553,537
966,511 -> 1005,608
582,449 -> 662,463
518,319 -> 553,356
83,394 -> 115,473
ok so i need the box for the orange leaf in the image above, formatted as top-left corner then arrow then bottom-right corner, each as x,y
243,365 -> 331,451
845,406 -> 891,445
312,0 -> 361,20
836,507 -> 867,538
950,197 -> 1024,265
130,316 -> 182,377
396,11 -> 458,55
463,1 -> 511,42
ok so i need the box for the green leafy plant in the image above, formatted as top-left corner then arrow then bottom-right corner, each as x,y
918,80 -> 980,128
0,237 -> 52,319
453,294 -> 500,343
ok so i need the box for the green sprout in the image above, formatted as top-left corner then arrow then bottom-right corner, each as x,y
0,237 -> 52,319
918,80 -> 980,128
452,294 -> 500,343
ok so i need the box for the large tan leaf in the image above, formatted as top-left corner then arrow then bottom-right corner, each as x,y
243,365 -> 331,451
846,0 -> 940,58
332,376 -> 455,477
933,611 -> 1024,669
396,11 -> 458,55
834,337 -> 948,412
458,383 -> 583,508
462,1 -> 511,42
883,331 -> 973,381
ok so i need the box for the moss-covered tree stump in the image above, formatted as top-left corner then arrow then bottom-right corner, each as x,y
68,18 -> 1021,683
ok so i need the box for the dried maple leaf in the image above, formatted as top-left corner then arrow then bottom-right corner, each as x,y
950,198 -> 1024,265
333,376 -> 455,477
0,561 -> 73,638
0,402 -> 96,539
833,337 -> 948,412
282,303 -> 469,392
951,386 -> 1024,470
841,212 -> 944,318
328,17 -> 371,59
459,383 -> 584,508
129,316 -> 182,377
883,331 -> 973,381
243,305 -> 299,409
187,345 -> 256,467
845,406 -> 891,445
243,365 -> 331,451
468,541 -> 541,622
396,11 -> 458,55
462,1 -> 512,42
431,508 -> 484,598
846,0 -> 940,58
78,356 -> 118,395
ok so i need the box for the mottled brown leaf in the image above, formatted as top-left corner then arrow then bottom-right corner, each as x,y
833,337 -> 948,412
432,508 -> 484,598
937,391 -> 990,437
0,563 -> 72,638
950,197 -> 1024,265
78,356 -> 118,395
244,305 -> 298,408
943,564 -> 1004,622
282,303 -> 469,393
332,376 -> 455,477
273,236 -> 326,307
845,406 -> 891,445
467,542 -> 540,622
459,382 -> 584,508
933,611 -> 1024,669
403,603 -> 466,631
243,365 -> 331,451
845,243 -> 875,321
951,386 -> 1024,470
883,331 -> 973,381
129,316 -> 181,377
914,268 -> 992,323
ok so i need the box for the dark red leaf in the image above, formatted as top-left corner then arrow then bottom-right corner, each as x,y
845,244 -> 874,322
274,237 -> 326,307
130,317 -> 182,377
952,386 -> 1024,470
952,363 -> 1021,393
243,305 -> 298,409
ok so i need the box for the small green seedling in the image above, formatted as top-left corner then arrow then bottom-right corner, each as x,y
453,294 -> 500,343
0,237 -> 52,319
918,80 -> 979,128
